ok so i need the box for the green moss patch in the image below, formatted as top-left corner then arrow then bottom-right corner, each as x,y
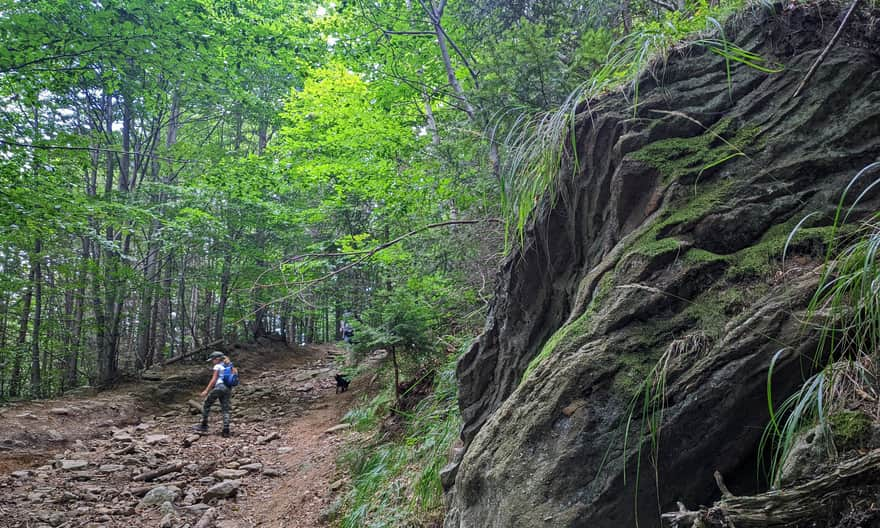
630,118 -> 762,184
726,225 -> 837,280
829,410 -> 873,451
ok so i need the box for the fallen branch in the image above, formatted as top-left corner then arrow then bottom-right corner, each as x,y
663,449 -> 880,527
132,461 -> 186,482
229,218 -> 501,329
163,339 -> 223,365
793,0 -> 861,98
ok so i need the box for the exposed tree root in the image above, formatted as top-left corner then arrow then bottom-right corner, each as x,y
663,449 -> 880,527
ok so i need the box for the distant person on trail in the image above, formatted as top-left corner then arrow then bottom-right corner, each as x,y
341,321 -> 354,344
194,351 -> 236,437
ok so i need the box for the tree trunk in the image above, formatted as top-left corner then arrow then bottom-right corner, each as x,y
135,239 -> 156,370
10,265 -> 35,398
177,254 -> 188,356
430,14 -> 475,119
423,91 -> 442,147
67,246 -> 86,391
29,238 -> 42,397
391,345 -> 401,407
215,252 -> 232,342
156,254 -> 173,360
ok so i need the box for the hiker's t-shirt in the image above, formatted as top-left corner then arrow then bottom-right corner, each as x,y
214,363 -> 226,387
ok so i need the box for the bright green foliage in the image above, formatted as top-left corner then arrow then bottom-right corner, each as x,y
763,164 -> 880,487
338,354 -> 462,527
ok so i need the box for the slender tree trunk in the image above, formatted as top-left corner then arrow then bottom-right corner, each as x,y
67,248 -> 86,391
156,254 -> 173,360
215,252 -> 232,341
257,119 -> 269,155
135,240 -> 156,370
30,238 -> 42,397
61,289 -> 73,392
146,293 -> 159,367
391,345 -> 401,406
424,0 -> 475,119
423,91 -> 441,147
177,254 -> 188,355
10,265 -> 35,398
621,0 -> 633,34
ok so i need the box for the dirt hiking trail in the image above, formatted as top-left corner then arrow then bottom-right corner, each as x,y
0,343 -> 367,528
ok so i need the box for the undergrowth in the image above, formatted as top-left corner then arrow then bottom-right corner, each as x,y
763,162 -> 880,487
335,353 -> 462,528
500,0 -> 782,245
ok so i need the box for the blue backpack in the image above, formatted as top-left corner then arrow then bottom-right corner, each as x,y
221,363 -> 239,387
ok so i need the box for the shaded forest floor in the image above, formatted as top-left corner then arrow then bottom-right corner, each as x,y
0,342 -> 368,527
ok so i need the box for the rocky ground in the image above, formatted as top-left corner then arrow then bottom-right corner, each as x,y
0,343 -> 366,528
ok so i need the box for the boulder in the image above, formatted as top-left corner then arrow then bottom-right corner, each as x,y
239,463 -> 263,473
139,485 -> 181,507
202,479 -> 240,501
444,5 -> 880,528
212,468 -> 247,479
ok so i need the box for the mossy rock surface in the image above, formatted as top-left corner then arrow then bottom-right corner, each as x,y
447,4 -> 880,528
830,411 -> 873,451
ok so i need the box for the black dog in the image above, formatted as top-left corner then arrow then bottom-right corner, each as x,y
335,374 -> 350,393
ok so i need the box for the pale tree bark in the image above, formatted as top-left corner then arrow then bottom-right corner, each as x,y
419,0 -> 476,120
215,252 -> 232,341
155,254 -> 173,360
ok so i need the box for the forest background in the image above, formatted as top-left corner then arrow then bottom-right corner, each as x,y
0,0 -> 750,523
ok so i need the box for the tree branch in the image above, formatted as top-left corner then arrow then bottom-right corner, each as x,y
793,0 -> 861,98
0,139 -> 202,164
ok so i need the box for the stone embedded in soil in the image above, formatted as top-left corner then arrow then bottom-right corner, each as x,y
262,468 -> 284,477
257,432 -> 281,444
324,423 -> 350,434
212,468 -> 248,479
112,431 -> 133,442
49,408 -> 73,416
144,434 -> 170,445
139,485 -> 181,507
203,479 -> 240,501
98,464 -> 126,473
159,501 -> 176,516
159,513 -> 175,528
11,470 -> 30,478
57,460 -> 89,471
239,463 -> 262,473
276,447 -> 293,454
45,429 -> 66,442
185,503 -> 212,514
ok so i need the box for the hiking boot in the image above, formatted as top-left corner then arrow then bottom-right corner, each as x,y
221,428 -> 231,438
192,423 -> 208,433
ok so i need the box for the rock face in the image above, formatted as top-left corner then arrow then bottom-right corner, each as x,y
445,5 -> 880,528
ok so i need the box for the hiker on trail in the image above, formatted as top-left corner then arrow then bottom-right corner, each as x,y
194,351 -> 236,437
341,320 -> 354,344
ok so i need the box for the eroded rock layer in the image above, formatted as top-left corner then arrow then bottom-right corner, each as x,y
446,5 -> 880,527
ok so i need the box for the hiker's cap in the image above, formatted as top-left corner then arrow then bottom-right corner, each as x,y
206,351 -> 224,361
